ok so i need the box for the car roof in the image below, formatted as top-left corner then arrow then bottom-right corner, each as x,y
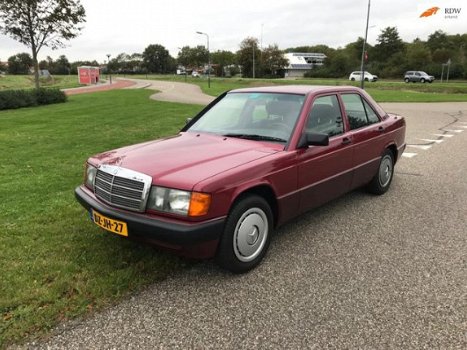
229,85 -> 363,95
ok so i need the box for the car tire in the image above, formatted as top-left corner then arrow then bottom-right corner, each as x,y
351,78 -> 355,81
367,149 -> 394,195
365,78 -> 369,82
216,195 -> 273,273
404,78 -> 409,83
420,78 -> 426,83
428,80 -> 433,84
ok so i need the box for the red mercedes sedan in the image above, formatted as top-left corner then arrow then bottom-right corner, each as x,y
75,85 -> 406,273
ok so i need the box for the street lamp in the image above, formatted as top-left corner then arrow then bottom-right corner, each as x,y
196,31 -> 210,88
359,0 -> 371,89
106,53 -> 112,84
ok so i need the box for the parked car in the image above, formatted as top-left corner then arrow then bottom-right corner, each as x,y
349,71 -> 378,82
404,71 -> 434,83
76,86 -> 406,273
191,71 -> 200,77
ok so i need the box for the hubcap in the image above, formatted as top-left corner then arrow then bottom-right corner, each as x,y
379,155 -> 393,187
233,208 -> 268,262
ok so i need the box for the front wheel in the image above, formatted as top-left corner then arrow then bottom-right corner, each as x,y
420,78 -> 426,83
367,149 -> 394,195
404,78 -> 409,83
216,195 -> 273,273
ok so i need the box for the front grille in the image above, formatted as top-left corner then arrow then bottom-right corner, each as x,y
94,165 -> 152,212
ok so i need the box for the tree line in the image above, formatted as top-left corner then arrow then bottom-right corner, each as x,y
2,27 -> 466,80
301,28 -> 467,79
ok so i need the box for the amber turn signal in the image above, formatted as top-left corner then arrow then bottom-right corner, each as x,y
188,192 -> 211,217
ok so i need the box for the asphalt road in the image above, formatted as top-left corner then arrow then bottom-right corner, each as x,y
26,101 -> 467,349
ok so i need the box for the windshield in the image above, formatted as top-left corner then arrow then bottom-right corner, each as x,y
188,92 -> 305,143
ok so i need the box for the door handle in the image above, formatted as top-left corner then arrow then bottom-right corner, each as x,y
377,126 -> 385,132
342,137 -> 352,145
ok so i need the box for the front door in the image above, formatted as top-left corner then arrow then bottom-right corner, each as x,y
297,94 -> 354,213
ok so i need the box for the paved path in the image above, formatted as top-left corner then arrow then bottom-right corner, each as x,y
117,78 -> 216,105
63,79 -> 137,95
65,77 -> 214,104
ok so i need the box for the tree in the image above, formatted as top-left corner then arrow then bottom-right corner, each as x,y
406,42 -> 432,68
143,44 -> 173,74
210,50 -> 235,76
0,0 -> 86,88
236,37 -> 261,78
7,52 -> 33,74
261,44 -> 288,78
373,27 -> 405,63
177,46 -> 208,69
54,54 -> 71,74
426,30 -> 453,52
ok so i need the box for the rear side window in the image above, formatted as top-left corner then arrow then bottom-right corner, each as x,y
341,94 -> 380,130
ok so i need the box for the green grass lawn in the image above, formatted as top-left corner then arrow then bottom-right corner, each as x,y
0,90 -> 204,347
131,74 -> 467,102
0,74 -> 82,90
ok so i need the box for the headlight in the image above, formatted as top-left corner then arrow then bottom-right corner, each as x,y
84,164 -> 97,189
147,186 -> 211,217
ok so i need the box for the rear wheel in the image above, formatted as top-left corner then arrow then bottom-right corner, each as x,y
351,77 -> 355,81
216,195 -> 273,273
367,149 -> 394,195
404,78 -> 409,83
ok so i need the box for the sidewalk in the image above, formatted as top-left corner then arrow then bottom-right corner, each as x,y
63,79 -> 136,96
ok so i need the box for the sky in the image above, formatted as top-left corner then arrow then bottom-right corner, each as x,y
0,0 -> 465,63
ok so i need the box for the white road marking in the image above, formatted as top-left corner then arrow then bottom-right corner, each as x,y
443,129 -> 463,133
458,125 -> 467,129
402,152 -> 417,158
419,139 -> 444,144
432,134 -> 454,138
407,144 -> 431,150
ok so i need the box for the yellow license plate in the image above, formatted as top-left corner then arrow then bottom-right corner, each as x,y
91,210 -> 128,237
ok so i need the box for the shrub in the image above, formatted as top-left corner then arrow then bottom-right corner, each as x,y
0,88 -> 67,110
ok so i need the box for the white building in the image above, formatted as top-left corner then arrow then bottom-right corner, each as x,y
284,52 -> 326,78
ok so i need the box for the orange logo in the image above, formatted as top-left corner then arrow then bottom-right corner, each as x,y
420,7 -> 440,17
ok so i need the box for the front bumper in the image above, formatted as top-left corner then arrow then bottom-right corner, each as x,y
75,186 -> 225,258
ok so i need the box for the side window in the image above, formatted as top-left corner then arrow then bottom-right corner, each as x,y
341,93 -> 379,130
362,99 -> 380,124
306,95 -> 343,137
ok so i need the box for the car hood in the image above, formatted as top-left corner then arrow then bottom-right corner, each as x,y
89,132 -> 281,190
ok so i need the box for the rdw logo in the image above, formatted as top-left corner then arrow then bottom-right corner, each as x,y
420,7 -> 440,17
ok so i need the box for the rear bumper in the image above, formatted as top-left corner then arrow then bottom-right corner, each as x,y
75,186 -> 225,258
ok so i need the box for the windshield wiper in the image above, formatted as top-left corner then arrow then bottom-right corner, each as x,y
223,133 -> 287,143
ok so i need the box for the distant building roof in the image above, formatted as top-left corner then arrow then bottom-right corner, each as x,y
285,52 -> 327,70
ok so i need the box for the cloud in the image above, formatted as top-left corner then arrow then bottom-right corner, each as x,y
0,0 -> 464,63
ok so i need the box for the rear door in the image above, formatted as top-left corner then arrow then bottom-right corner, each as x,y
297,94 -> 353,212
340,93 -> 386,189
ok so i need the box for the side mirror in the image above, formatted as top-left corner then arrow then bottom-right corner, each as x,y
298,132 -> 329,148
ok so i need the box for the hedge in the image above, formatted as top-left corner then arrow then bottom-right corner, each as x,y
0,88 -> 67,110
